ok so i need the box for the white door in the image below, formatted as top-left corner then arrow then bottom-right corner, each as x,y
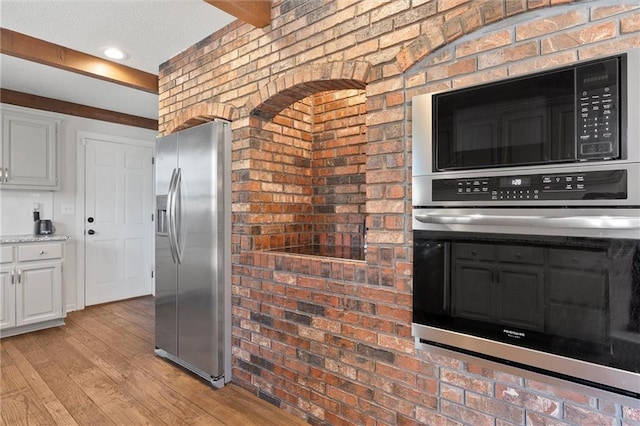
84,138 -> 153,305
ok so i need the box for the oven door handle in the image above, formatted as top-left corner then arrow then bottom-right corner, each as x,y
415,214 -> 640,230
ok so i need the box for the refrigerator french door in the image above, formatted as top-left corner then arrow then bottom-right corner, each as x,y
154,121 -> 231,388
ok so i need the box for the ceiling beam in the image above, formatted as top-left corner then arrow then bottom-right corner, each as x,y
1,89 -> 158,130
0,28 -> 158,94
204,0 -> 270,28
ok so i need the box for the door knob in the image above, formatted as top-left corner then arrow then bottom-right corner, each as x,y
88,229 -> 95,235
88,217 -> 94,223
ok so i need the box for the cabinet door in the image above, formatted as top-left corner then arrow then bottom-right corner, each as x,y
452,262 -> 494,321
1,112 -> 58,188
496,266 -> 544,331
0,266 -> 16,330
15,262 -> 62,327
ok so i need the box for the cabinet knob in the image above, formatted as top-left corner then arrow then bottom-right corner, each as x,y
88,217 -> 94,223
40,250 -> 45,255
88,229 -> 95,235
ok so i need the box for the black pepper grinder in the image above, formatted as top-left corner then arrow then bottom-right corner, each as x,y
33,206 -> 41,235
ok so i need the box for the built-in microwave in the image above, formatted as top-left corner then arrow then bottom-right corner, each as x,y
412,50 -> 640,397
413,49 -> 640,208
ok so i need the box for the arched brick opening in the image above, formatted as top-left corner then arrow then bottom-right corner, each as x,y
248,61 -> 371,119
395,1 -> 580,73
166,101 -> 237,134
237,62 -> 372,258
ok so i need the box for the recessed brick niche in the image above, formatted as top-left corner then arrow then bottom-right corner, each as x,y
245,88 -> 367,259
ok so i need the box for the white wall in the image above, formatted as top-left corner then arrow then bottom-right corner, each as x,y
0,104 -> 157,312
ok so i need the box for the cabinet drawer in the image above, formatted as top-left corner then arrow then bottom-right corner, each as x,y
549,248 -> 607,271
0,246 -> 14,263
453,243 -> 495,261
18,244 -> 62,261
497,245 -> 544,265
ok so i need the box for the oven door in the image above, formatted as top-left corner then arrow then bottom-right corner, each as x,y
412,208 -> 640,396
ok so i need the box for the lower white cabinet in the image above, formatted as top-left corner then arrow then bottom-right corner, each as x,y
0,242 -> 64,337
0,265 -> 16,329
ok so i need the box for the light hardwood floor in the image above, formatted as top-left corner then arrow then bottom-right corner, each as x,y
0,296 -> 308,425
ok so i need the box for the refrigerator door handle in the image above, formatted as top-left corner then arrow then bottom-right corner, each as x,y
167,167 -> 179,264
170,168 -> 183,264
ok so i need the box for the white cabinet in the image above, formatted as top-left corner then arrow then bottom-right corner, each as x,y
0,265 -> 16,329
0,106 -> 60,190
0,242 -> 64,337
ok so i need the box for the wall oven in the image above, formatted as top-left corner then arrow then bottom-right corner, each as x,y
412,50 -> 640,397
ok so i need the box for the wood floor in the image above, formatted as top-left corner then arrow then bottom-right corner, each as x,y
0,296 -> 309,425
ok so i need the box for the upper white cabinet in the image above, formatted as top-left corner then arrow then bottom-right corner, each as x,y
1,106 -> 61,190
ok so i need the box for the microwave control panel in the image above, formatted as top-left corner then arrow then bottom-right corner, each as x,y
576,58 -> 619,159
432,169 -> 627,202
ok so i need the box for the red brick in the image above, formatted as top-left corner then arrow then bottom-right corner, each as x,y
437,0 -> 468,13
440,400 -> 495,426
621,12 -> 640,33
440,369 -> 493,396
541,21 -> 618,54
578,34 -> 640,60
427,57 -> 477,81
496,383 -> 561,418
481,0 -> 505,24
452,66 -> 509,88
508,51 -> 577,76
460,6 -> 483,33
415,407 -> 464,425
525,412 -> 571,425
440,383 -> 465,403
477,41 -> 539,69
592,5 -> 640,21
624,406 -> 640,421
466,392 -> 525,424
564,404 -> 618,426
456,29 -> 513,57
525,378 -> 595,406
516,10 -> 587,40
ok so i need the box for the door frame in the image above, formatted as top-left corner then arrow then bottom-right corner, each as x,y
75,131 -> 155,310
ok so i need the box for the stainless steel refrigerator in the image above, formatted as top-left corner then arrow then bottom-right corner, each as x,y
154,121 -> 231,388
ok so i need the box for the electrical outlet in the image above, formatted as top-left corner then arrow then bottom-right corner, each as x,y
61,204 -> 75,215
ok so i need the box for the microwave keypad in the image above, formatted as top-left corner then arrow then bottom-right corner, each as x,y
433,169 -> 627,202
576,58 -> 619,159
578,88 -> 616,155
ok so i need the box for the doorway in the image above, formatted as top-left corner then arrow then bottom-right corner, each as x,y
76,132 -> 154,307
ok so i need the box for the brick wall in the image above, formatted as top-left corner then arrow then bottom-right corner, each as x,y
159,1 -> 640,425
312,89 -> 367,249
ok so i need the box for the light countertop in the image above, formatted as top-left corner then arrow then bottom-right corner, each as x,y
0,234 -> 71,244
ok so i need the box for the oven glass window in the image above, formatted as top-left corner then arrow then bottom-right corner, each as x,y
434,69 -> 576,171
413,231 -> 640,374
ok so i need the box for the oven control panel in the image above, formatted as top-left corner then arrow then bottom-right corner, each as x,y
432,169 -> 627,201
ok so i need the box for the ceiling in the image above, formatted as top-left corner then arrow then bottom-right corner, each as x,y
0,1 -> 238,121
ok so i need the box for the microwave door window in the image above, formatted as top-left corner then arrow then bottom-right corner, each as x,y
435,69 -> 576,171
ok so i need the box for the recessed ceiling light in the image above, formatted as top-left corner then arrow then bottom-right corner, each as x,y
103,47 -> 129,60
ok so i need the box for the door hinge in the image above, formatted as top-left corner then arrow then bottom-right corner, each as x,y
151,270 -> 154,278
152,157 -> 155,165
152,213 -> 154,222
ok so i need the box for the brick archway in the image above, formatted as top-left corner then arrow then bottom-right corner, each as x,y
247,61 -> 372,120
166,101 -> 237,134
394,1 -> 580,72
